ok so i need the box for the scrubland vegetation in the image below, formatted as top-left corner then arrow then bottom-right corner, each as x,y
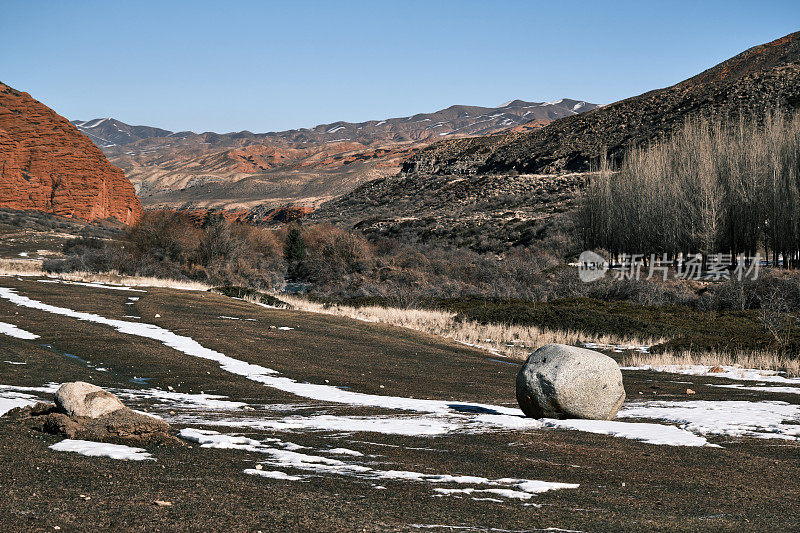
23,110 -> 800,374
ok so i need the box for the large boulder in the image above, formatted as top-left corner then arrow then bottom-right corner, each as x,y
55,381 -> 126,418
516,344 -> 625,420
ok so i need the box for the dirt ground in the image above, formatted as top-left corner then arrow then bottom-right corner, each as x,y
0,277 -> 798,532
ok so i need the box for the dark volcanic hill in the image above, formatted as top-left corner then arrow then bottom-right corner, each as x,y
402,31 -> 800,175
315,32 -> 800,251
73,98 -> 598,210
0,82 -> 142,225
70,118 -> 173,147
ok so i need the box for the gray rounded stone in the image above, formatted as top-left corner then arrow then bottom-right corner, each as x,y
516,343 -> 625,420
55,381 -> 126,419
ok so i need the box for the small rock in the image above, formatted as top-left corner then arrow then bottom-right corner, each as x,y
686,388 -> 696,395
516,344 -> 626,420
153,500 -> 172,507
55,382 -> 125,418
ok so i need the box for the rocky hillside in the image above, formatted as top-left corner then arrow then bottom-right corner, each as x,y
73,99 -> 598,210
0,82 -> 142,225
403,31 -> 800,175
315,31 -> 800,250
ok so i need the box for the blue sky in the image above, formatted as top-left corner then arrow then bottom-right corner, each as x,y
1,1 -> 798,133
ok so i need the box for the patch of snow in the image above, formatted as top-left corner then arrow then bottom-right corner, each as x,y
181,429 -> 577,499
244,468 -> 304,481
0,389 -> 43,415
543,418 -> 709,447
327,448 -> 363,456
115,388 -> 247,410
186,414 -> 462,436
4,361 -> 26,365
0,383 -> 60,393
0,321 -> 39,340
49,439 -> 154,461
584,342 -> 651,354
711,384 -> 800,395
620,400 -> 800,441
433,487 -> 537,500
327,126 -> 346,134
79,118 -> 110,128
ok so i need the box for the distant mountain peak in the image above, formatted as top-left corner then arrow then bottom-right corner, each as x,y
73,98 -> 600,151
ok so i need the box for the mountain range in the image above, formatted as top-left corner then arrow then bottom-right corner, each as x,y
71,99 -> 600,210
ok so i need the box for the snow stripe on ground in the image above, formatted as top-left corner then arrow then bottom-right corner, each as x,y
0,287 -> 714,446
0,321 -> 39,340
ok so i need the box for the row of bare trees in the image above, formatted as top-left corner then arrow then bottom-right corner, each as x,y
582,111 -> 800,267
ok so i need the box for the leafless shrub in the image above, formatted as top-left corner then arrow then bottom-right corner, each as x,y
583,111 -> 800,265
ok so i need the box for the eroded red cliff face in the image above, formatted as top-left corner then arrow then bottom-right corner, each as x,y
0,82 -> 142,225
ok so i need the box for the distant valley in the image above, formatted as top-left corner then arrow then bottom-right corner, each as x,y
72,98 -> 599,210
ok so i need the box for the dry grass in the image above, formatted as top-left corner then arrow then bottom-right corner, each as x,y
0,260 -> 210,291
277,295 -> 662,360
624,350 -> 800,378
0,258 -> 45,275
56,272 -> 212,291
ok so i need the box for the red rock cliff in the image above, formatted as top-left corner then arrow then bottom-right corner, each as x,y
0,81 -> 142,225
